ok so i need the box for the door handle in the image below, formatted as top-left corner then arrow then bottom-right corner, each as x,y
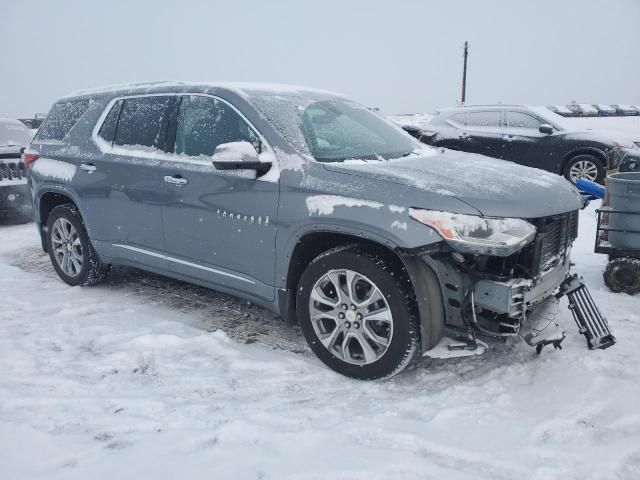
459,132 -> 471,140
164,175 -> 188,186
80,163 -> 96,173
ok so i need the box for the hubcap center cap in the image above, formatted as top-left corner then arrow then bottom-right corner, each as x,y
345,310 -> 357,322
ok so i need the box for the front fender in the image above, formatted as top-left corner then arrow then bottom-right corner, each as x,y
275,195 -> 444,286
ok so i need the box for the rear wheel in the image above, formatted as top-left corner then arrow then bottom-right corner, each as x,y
297,246 -> 422,380
46,204 -> 110,286
563,154 -> 605,184
603,257 -> 640,295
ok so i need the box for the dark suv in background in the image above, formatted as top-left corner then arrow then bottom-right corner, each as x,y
402,105 -> 640,184
25,82 -> 604,379
0,118 -> 33,220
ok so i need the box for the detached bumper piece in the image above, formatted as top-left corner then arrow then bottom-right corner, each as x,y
520,297 -> 566,354
557,274 -> 616,350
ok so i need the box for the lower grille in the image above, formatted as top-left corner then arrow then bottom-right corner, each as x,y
526,211 -> 579,275
0,161 -> 26,182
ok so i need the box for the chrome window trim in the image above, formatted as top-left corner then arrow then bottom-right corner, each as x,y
91,92 -> 275,167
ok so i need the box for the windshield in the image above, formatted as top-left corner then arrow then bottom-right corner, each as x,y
0,121 -> 33,146
250,94 -> 417,162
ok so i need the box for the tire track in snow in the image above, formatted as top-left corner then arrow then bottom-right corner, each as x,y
6,245 -> 310,356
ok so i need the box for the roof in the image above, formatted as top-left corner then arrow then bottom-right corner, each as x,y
435,104 -> 529,113
61,81 -> 344,101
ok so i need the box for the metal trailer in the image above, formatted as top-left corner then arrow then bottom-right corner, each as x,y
595,172 -> 640,294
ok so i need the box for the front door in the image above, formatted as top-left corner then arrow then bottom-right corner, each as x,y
500,111 -> 557,171
160,95 -> 279,300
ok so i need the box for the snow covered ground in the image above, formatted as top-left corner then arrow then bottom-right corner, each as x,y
1,204 -> 639,480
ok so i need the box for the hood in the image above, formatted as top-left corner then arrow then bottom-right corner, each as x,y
323,150 -> 582,218
559,127 -> 638,146
0,145 -> 23,157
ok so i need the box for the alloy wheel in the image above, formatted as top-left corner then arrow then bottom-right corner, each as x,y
569,160 -> 599,182
51,217 -> 83,277
308,269 -> 393,365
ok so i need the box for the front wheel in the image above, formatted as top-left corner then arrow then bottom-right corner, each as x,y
297,246 -> 421,380
46,204 -> 110,286
563,154 -> 605,184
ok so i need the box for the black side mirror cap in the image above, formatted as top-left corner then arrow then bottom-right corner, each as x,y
539,124 -> 554,135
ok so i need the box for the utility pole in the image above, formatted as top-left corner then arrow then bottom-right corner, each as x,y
461,41 -> 469,105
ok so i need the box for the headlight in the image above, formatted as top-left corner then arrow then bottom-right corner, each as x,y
408,208 -> 537,256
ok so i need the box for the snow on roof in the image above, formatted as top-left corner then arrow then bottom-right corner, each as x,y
62,81 -> 344,100
388,113 -> 433,129
0,118 -> 29,126
550,105 -> 572,113
578,104 -> 598,112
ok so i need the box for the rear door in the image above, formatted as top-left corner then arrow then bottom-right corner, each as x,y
159,94 -> 279,300
437,111 -> 503,158
77,95 -> 174,269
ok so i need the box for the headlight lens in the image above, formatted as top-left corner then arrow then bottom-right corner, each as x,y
408,208 -> 537,256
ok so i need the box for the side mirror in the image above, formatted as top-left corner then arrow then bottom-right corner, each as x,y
539,124 -> 554,135
402,125 -> 422,140
212,141 -> 271,175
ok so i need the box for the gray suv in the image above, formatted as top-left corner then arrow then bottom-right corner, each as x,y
26,82 -> 603,379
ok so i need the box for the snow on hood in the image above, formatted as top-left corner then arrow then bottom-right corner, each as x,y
324,150 -> 582,219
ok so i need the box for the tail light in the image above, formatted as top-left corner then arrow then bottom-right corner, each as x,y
22,149 -> 39,168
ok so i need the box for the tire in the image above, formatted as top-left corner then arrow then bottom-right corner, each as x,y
46,204 -> 110,286
603,257 -> 640,295
563,154 -> 605,185
297,246 -> 421,380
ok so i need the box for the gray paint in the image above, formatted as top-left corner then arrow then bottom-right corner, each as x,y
29,82 -> 581,321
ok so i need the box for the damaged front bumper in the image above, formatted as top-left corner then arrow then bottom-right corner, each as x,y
472,263 -> 616,353
416,252 -> 616,355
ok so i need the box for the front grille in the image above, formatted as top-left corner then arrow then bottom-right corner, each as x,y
525,211 -> 579,275
0,161 -> 26,182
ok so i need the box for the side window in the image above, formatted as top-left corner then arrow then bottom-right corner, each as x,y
466,111 -> 501,128
114,96 -> 172,149
449,113 -> 467,127
507,112 -> 543,129
174,96 -> 260,157
98,100 -> 122,143
34,99 -> 90,141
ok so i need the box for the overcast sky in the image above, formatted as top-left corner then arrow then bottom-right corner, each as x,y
2,0 -> 639,117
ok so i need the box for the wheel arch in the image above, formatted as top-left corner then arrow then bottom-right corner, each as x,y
37,188 -> 80,252
281,229 -> 445,351
561,147 -> 607,175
